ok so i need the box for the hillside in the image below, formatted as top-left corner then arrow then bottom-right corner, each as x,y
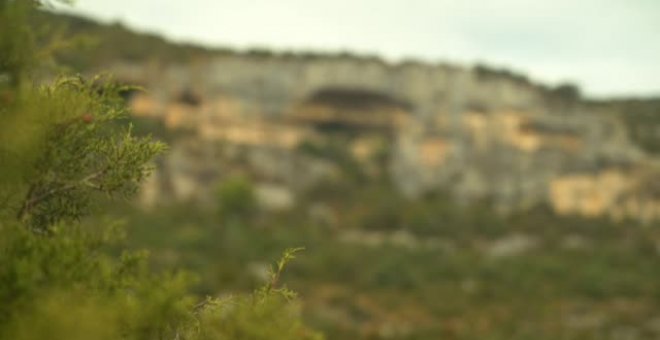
36,11 -> 660,223
29,10 -> 660,340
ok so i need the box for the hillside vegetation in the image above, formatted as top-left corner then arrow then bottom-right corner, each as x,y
19,7 -> 660,340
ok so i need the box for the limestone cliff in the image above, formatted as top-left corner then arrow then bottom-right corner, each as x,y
106,53 -> 659,223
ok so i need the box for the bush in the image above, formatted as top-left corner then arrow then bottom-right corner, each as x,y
0,1 -> 319,338
216,175 -> 257,221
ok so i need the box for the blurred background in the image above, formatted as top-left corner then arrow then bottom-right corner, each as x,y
46,1 -> 660,338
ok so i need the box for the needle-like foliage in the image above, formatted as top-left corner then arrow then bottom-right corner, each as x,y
0,1 -> 320,339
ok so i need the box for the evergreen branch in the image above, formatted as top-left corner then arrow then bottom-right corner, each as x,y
17,167 -> 107,221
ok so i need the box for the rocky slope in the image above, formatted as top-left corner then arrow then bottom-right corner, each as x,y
46,12 -> 660,222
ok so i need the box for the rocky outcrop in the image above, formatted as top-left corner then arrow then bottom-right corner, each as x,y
114,55 -> 659,222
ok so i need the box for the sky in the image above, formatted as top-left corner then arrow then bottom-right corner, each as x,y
55,0 -> 660,98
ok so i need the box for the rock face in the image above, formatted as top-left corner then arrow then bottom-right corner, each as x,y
113,55 -> 660,222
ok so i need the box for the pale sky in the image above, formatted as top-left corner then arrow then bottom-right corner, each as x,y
55,0 -> 660,98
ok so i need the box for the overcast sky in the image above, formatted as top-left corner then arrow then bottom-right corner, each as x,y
55,0 -> 660,98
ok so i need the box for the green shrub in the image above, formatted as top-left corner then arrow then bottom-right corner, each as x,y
0,1 -> 319,338
216,175 -> 257,221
